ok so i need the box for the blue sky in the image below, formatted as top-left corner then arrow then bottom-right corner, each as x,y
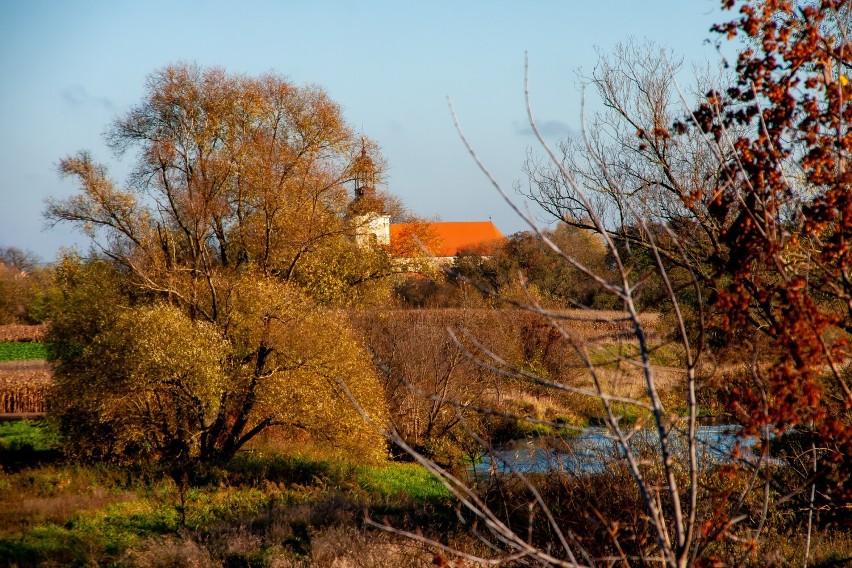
0,0 -> 727,260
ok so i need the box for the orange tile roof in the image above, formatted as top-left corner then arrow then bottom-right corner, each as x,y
389,221 -> 505,257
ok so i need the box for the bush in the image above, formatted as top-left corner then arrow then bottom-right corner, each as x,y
47,258 -> 389,468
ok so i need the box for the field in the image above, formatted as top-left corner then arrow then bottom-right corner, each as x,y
1,421 -> 850,566
0,342 -> 47,361
0,318 -> 848,565
0,324 -> 46,343
0,325 -> 52,416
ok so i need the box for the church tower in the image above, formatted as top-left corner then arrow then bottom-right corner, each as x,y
353,141 -> 377,201
350,139 -> 390,246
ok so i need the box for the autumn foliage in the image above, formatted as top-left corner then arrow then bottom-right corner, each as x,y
683,0 -> 852,513
9,4 -> 850,563
44,65 -> 390,467
521,2 -> 852,533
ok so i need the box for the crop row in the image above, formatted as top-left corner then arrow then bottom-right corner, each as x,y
0,324 -> 46,343
0,361 -> 53,413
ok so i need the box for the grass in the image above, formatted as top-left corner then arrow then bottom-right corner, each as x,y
0,419 -> 61,452
0,324 -> 46,343
0,420 -> 63,474
356,462 -> 451,503
522,418 -> 561,437
226,449 -> 451,504
0,446 -> 456,567
0,342 -> 47,361
586,340 -> 683,369
0,479 -> 265,565
0,429 -> 850,566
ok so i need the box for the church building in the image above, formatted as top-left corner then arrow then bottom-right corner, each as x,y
350,142 -> 505,262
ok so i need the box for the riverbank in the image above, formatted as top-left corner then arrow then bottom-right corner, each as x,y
2,420 -> 850,566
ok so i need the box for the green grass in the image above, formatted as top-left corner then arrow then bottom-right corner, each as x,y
0,453 -> 455,566
0,478 -> 276,566
226,451 -> 349,487
0,431 -> 453,565
586,341 -> 684,369
356,462 -> 451,503
0,419 -> 61,451
0,342 -> 47,361
2,449 -> 849,566
227,451 -> 451,504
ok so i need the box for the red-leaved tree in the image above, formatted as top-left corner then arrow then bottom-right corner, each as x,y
688,0 -> 852,521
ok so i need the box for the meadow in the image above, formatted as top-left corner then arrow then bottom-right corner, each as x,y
0,420 -> 462,567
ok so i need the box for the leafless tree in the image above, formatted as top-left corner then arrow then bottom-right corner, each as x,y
520,41 -> 741,285
338,49 -> 789,566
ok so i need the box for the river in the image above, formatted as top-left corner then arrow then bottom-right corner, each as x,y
472,425 -> 770,476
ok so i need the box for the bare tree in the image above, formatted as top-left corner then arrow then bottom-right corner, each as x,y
341,3 -> 852,561
521,41 -> 740,287
337,53 -> 788,565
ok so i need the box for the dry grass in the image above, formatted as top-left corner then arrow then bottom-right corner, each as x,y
566,353 -> 686,400
122,537 -> 217,568
0,464 -> 139,535
0,488 -> 138,526
298,526 -> 436,567
0,360 -> 52,382
367,308 -> 660,342
356,307 -> 678,448
0,324 -> 47,343
121,527 -> 442,568
544,309 -> 661,342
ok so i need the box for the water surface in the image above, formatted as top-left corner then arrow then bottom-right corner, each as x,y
473,425 -> 767,476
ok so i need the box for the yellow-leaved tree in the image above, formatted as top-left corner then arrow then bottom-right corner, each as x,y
47,257 -> 386,466
45,64 -> 391,466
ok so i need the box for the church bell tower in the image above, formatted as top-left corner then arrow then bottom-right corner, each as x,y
350,139 -> 390,246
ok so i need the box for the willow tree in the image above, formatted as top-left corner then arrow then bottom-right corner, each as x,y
49,63 -> 395,310
45,64 -> 390,465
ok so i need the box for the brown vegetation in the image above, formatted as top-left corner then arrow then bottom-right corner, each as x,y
0,361 -> 51,413
357,2 -> 852,563
355,308 -> 671,464
0,487 -> 136,527
0,324 -> 46,343
5,2 -> 847,564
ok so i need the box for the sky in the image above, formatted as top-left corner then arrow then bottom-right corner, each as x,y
0,0 -> 729,261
